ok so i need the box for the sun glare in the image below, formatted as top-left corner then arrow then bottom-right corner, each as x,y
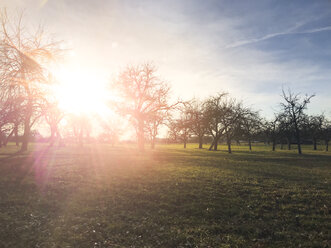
53,67 -> 111,116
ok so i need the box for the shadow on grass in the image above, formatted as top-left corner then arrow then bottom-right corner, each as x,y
150,147 -> 331,184
0,144 -> 330,247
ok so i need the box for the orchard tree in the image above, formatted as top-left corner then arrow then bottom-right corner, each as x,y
204,93 -> 247,153
112,63 -> 175,151
44,101 -> 64,146
280,89 -> 314,154
98,119 -> 122,146
321,118 -> 331,151
304,115 -> 324,150
0,92 -> 21,147
278,113 -> 294,150
66,114 -> 92,146
264,117 -> 280,151
220,99 -> 248,154
0,10 -> 62,151
146,111 -> 169,149
204,93 -> 228,151
186,99 -> 208,149
240,109 -> 261,151
171,117 -> 191,149
167,121 -> 180,143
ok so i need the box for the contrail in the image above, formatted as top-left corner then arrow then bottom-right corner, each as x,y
226,25 -> 331,48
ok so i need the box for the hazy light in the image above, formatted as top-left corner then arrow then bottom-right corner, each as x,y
111,42 -> 118,49
52,65 -> 111,116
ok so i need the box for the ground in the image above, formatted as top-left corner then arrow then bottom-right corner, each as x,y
0,143 -> 330,247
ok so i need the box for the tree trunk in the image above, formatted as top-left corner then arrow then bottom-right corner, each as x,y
4,128 -> 15,146
56,130 -> 63,147
208,137 -> 215,151
21,125 -> 30,151
248,139 -> 252,151
137,119 -> 144,152
313,138 -> 317,150
272,140 -> 276,151
297,137 -> 302,154
280,142 -> 284,150
21,109 -> 32,152
14,125 -> 19,146
287,137 -> 291,150
214,139 -> 218,151
294,121 -> 302,154
198,135 -> 203,149
21,78 -> 32,152
227,138 -> 232,154
209,135 -> 221,151
49,126 -> 56,147
184,139 -> 187,148
326,140 -> 329,151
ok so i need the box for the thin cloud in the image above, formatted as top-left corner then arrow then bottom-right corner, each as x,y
226,25 -> 331,48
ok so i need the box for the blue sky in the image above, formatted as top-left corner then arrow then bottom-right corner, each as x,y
2,0 -> 331,118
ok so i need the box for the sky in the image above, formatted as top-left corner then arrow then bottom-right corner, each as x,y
1,0 -> 331,119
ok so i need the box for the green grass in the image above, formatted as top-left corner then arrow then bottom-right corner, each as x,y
0,143 -> 330,247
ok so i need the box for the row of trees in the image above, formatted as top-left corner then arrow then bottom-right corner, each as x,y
0,11 -> 330,154
167,93 -> 331,154
110,63 -> 330,155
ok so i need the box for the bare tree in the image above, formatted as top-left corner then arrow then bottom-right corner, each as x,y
146,111 -> 169,149
280,89 -> 314,154
68,114 -> 92,146
186,99 -> 208,149
44,101 -> 64,147
0,93 -> 19,147
303,115 -> 324,150
263,116 -> 280,151
98,117 -> 122,146
204,93 -> 246,153
278,113 -> 294,150
2,117 -> 23,147
112,63 -> 175,151
169,115 -> 191,148
0,9 -> 62,151
167,121 -> 180,144
221,99 -> 248,154
204,93 -> 228,151
240,109 -> 262,151
321,118 -> 331,151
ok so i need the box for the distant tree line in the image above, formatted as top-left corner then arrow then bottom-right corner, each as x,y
165,89 -> 330,154
0,10 -> 330,154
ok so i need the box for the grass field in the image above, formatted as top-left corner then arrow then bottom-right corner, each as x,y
0,143 -> 330,247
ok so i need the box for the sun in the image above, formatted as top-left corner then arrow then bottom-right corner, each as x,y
52,67 -> 111,116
